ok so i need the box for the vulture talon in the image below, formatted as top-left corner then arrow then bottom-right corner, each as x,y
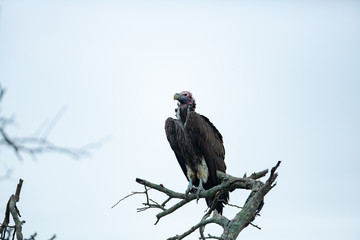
196,187 -> 204,203
196,178 -> 205,203
185,178 -> 194,198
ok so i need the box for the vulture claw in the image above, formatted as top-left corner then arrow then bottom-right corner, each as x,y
196,178 -> 205,203
196,187 -> 204,203
185,178 -> 205,202
185,178 -> 194,198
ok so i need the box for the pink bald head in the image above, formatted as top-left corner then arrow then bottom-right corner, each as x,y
173,91 -> 194,105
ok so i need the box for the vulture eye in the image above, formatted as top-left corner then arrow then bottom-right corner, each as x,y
184,93 -> 188,96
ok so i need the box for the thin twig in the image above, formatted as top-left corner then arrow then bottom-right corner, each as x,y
227,203 -> 242,209
200,234 -> 223,239
249,222 -> 261,230
111,190 -> 148,209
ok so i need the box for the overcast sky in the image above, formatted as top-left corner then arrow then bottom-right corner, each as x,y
0,0 -> 359,239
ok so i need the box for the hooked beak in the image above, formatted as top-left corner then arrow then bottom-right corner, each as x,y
173,93 -> 181,100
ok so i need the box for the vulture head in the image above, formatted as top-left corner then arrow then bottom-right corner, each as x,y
173,91 -> 194,105
173,91 -> 196,119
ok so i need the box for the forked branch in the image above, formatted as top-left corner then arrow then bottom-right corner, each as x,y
115,161 -> 281,239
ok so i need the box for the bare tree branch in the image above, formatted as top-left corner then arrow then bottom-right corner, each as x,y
219,161 -> 281,240
0,179 -> 24,240
1,180 -> 58,240
117,161 -> 281,239
167,215 -> 229,240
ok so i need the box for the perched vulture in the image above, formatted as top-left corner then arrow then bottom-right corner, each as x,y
165,91 -> 229,215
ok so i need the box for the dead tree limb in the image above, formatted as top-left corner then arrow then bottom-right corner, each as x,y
0,179 -> 24,240
219,161 -> 280,240
116,161 -> 281,239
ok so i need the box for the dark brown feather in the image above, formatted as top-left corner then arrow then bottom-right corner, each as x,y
165,118 -> 188,178
165,99 -> 228,214
185,112 -> 228,213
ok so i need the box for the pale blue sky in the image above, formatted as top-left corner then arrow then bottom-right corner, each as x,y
1,0 -> 359,239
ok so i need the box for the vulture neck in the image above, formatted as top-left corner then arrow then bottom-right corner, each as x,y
176,103 -> 196,124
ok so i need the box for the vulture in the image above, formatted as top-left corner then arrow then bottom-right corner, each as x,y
165,91 -> 229,215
